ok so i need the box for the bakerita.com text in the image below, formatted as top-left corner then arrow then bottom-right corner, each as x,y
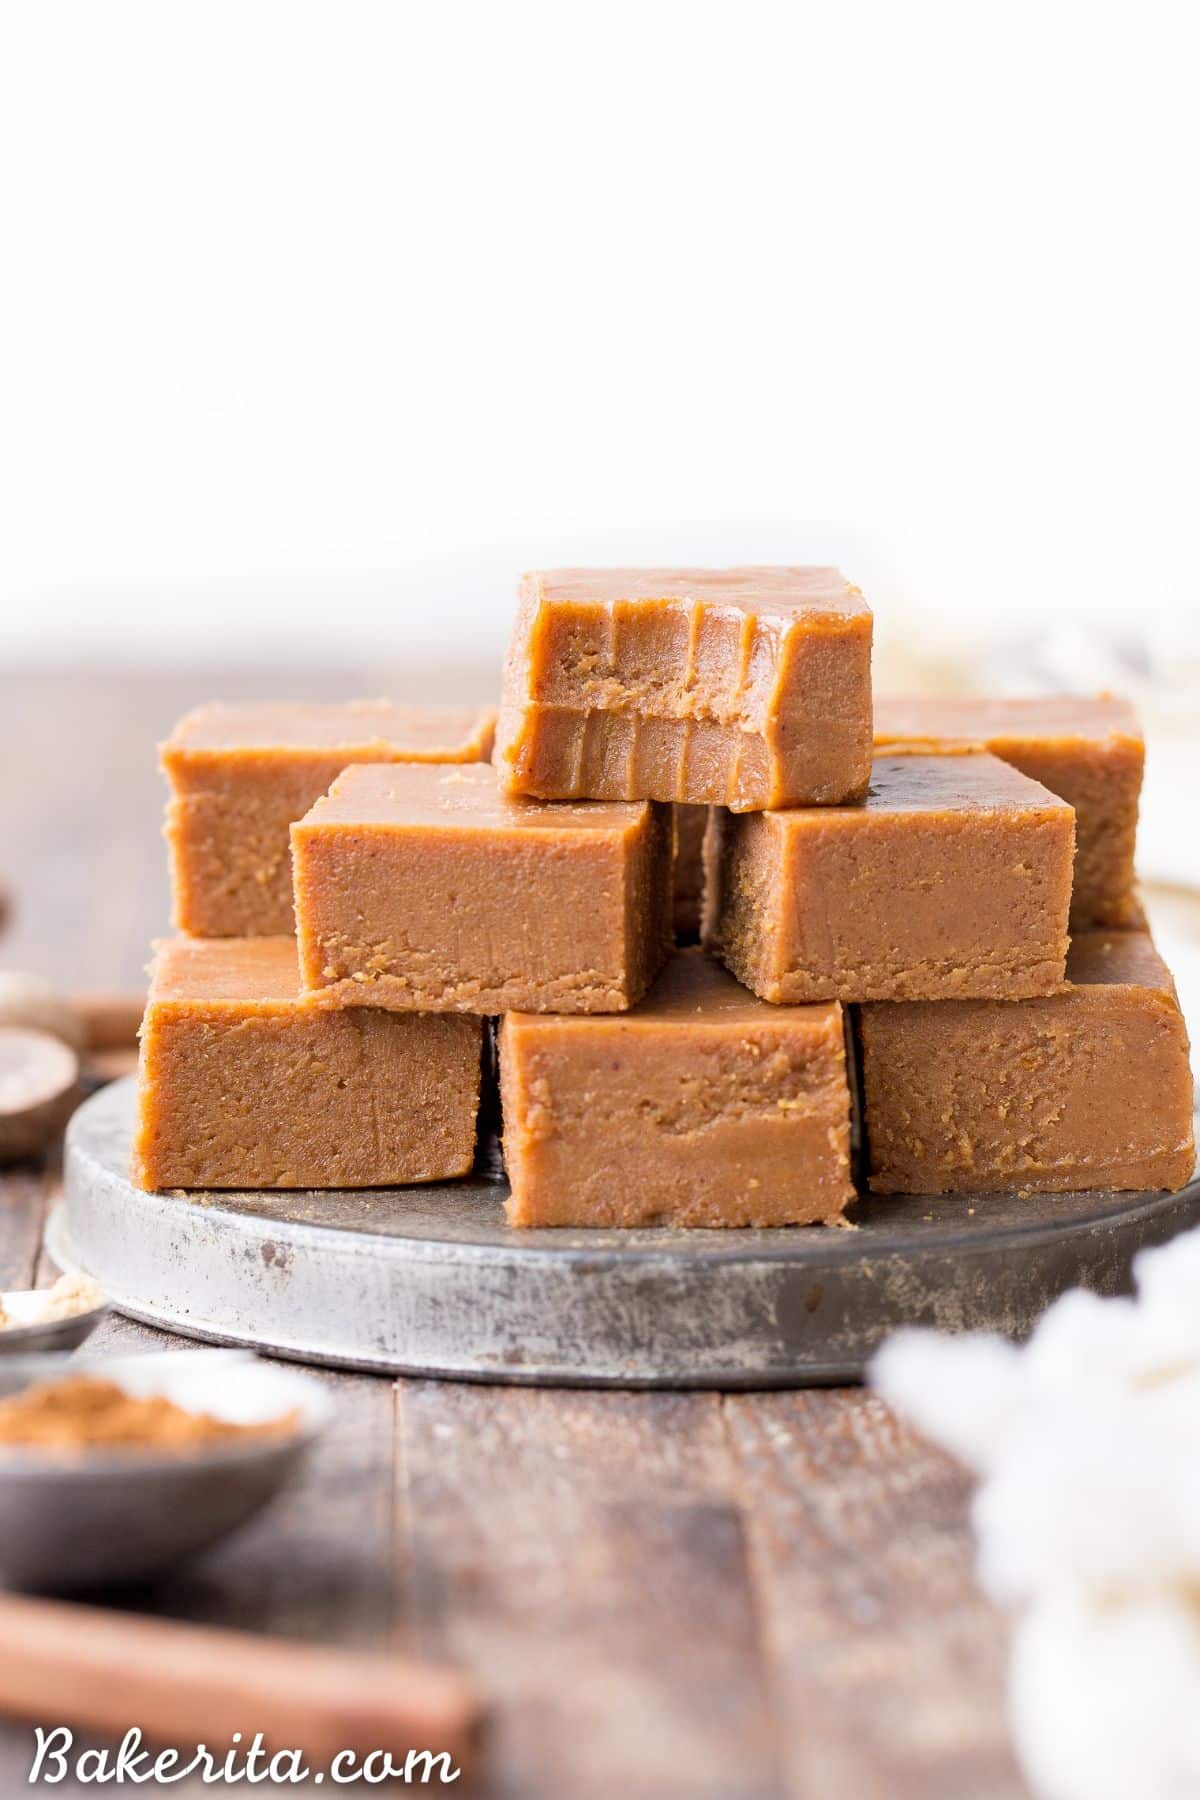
28,1727 -> 461,1785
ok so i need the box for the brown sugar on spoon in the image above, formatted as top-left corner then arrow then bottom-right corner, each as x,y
0,1375 -> 299,1452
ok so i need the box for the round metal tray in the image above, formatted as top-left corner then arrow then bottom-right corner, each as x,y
54,1078 -> 1200,1388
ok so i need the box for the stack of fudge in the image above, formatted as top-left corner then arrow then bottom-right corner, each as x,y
132,570 -> 1195,1229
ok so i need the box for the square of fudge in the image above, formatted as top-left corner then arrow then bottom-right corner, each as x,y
705,753 -> 1074,1003
858,931 -> 1195,1195
874,693 -> 1144,930
132,936 -> 482,1190
292,762 -> 672,1014
162,699 -> 497,937
500,948 -> 854,1227
495,567 -> 873,810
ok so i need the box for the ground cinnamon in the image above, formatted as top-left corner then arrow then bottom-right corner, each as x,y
0,1375 -> 299,1451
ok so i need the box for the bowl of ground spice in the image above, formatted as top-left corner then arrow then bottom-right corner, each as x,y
0,1350 -> 331,1590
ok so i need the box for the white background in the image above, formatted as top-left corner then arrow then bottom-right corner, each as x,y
1,0 -> 1197,680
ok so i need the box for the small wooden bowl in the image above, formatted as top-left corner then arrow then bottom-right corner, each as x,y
0,1029 -> 80,1163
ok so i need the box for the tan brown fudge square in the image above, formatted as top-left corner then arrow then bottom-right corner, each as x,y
495,567 -> 873,810
500,948 -> 853,1228
163,700 -> 497,937
292,762 -> 672,1014
671,803 -> 709,940
874,693 -> 1144,929
132,936 -> 482,1190
705,753 -> 1074,1003
858,931 -> 1195,1195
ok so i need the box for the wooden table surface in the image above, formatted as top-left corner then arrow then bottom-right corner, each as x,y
0,670 -> 1027,1799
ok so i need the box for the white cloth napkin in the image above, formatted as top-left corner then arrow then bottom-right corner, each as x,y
874,1230 -> 1200,1800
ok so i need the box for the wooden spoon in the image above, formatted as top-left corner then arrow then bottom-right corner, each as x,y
72,989 -> 145,1052
0,1029 -> 81,1162
0,1596 -> 482,1779
0,975 -> 146,1058
0,973 -> 85,1052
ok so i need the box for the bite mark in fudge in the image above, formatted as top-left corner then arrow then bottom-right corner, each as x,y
162,700 -> 497,937
292,762 -> 672,1014
495,568 -> 873,810
704,753 -> 1074,1003
858,930 -> 1195,1195
500,948 -> 854,1228
874,692 -> 1144,930
132,936 -> 482,1190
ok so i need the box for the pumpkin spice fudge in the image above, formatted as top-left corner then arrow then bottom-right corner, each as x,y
132,936 -> 482,1190
858,930 -> 1195,1195
292,762 -> 672,1014
874,692 -> 1144,929
705,753 -> 1075,1003
500,948 -> 854,1228
495,567 -> 873,810
162,700 -> 496,937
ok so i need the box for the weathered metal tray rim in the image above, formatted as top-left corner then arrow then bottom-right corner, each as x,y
86,1172 -> 1199,1271
43,1205 -> 878,1388
57,1082 -> 1200,1389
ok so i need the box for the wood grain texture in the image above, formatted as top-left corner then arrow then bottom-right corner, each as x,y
725,1390 -> 1024,1800
396,1383 -> 781,1800
0,671 -> 1026,1799
0,1163 -> 52,1291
